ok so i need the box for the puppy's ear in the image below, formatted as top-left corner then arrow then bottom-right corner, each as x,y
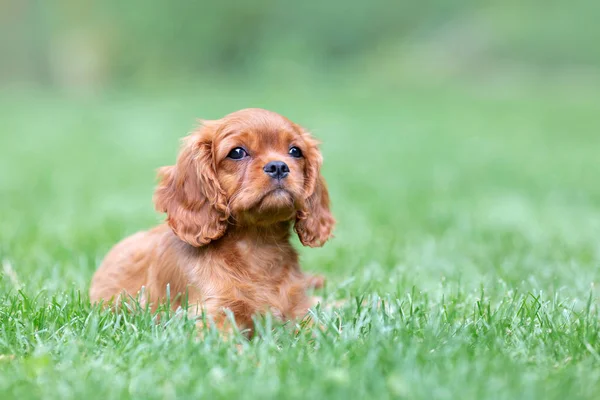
154,124 -> 229,247
294,134 -> 335,247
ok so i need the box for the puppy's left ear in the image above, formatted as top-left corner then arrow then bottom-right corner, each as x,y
294,134 -> 335,247
154,123 -> 229,247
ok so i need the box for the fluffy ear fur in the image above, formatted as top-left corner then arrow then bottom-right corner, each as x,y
154,126 -> 229,247
294,134 -> 335,247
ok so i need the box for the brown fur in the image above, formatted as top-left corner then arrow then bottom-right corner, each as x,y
89,108 -> 335,334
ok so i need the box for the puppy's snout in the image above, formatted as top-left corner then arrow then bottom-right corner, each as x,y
263,161 -> 289,180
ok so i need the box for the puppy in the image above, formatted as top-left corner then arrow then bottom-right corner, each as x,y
89,108 -> 335,334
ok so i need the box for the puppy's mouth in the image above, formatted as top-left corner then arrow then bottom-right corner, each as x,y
256,187 -> 296,210
260,188 -> 293,202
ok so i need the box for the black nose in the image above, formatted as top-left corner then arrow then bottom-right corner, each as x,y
263,161 -> 290,180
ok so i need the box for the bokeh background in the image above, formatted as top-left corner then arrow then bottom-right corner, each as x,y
1,0 -> 599,295
3,1 -> 599,92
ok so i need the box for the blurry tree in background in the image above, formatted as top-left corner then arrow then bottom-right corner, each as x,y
1,0 -> 599,93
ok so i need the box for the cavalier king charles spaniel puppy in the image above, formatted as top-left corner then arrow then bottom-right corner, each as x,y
90,108 -> 335,334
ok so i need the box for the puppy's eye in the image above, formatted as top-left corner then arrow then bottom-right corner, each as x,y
288,147 -> 303,158
227,147 -> 248,160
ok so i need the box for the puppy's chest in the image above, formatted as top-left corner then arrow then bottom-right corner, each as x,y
227,240 -> 305,315
235,239 -> 299,280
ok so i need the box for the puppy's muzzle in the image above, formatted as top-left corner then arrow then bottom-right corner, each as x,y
263,161 -> 289,180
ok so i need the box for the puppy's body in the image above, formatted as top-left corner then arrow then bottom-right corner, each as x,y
90,223 -> 310,328
90,109 -> 334,332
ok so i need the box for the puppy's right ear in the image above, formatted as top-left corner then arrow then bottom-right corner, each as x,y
154,124 -> 229,247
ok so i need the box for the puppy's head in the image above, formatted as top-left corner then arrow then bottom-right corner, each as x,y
154,108 -> 335,247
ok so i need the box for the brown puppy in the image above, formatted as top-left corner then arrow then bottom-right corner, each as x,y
89,108 -> 335,334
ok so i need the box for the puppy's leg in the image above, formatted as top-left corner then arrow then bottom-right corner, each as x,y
188,299 -> 253,340
304,274 -> 326,290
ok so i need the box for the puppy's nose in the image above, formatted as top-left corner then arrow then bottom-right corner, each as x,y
263,161 -> 290,180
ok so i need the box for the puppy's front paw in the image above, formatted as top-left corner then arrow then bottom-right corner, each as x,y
310,296 -> 347,310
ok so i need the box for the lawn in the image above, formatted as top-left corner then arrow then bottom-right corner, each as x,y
1,77 -> 600,399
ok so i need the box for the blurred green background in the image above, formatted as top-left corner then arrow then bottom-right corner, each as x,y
2,0 -> 600,291
3,0 -> 599,90
1,0 -> 599,291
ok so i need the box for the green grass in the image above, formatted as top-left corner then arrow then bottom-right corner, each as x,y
1,76 -> 600,399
